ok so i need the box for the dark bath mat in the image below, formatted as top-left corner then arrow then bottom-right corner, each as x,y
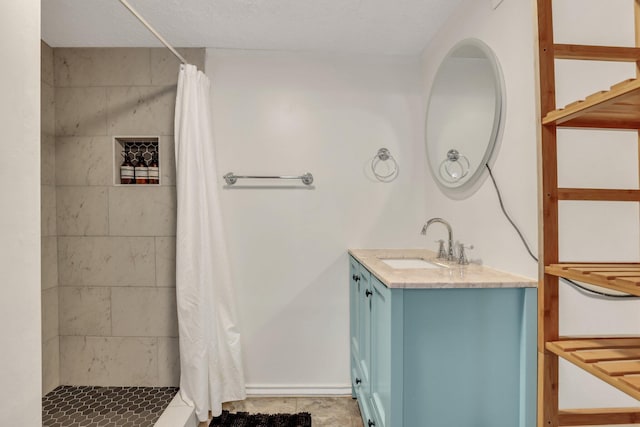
210,410 -> 312,427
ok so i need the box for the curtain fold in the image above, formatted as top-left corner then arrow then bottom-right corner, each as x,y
174,63 -> 246,422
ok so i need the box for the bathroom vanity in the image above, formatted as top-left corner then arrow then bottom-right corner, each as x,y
349,249 -> 537,427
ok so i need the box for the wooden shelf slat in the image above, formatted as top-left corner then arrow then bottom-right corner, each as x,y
558,188 -> 640,201
558,407 -> 640,425
554,44 -> 640,61
542,78 -> 640,129
552,263 -> 640,268
545,263 -> 640,297
617,277 -> 640,287
573,348 -> 640,363
547,338 -> 640,400
591,271 -> 640,279
552,338 -> 640,352
595,360 -> 640,377
621,375 -> 640,390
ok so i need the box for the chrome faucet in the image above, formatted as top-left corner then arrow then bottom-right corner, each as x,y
421,218 -> 455,262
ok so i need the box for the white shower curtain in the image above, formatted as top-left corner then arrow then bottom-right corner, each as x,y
174,64 -> 246,422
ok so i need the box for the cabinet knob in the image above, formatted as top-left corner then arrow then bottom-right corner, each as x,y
368,420 -> 375,427
355,378 -> 361,385
365,289 -> 373,297
352,274 -> 361,281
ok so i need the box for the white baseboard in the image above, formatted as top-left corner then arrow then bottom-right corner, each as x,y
245,384 -> 352,397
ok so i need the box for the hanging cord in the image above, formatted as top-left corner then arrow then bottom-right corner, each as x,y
485,163 -> 638,299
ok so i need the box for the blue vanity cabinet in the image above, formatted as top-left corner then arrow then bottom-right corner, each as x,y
349,255 -> 537,427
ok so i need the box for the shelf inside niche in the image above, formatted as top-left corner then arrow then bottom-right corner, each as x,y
113,136 -> 160,186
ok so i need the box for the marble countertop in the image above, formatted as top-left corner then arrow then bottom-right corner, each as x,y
349,248 -> 537,289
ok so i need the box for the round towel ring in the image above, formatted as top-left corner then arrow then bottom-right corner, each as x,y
439,149 -> 470,183
371,148 -> 399,182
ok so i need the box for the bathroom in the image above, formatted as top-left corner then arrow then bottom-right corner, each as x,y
3,0 -> 640,425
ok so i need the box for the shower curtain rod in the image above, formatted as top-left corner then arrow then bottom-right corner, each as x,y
118,0 -> 188,65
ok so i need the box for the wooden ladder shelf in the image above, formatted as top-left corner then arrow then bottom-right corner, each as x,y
536,0 -> 640,425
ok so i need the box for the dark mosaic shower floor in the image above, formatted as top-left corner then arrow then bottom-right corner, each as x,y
42,385 -> 179,427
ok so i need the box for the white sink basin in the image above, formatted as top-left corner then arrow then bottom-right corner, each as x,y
380,258 -> 443,269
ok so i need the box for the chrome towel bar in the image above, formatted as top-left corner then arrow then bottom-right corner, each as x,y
223,172 -> 314,186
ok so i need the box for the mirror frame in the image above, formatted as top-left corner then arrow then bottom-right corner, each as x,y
425,38 -> 505,200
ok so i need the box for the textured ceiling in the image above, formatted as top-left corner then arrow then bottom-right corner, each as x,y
41,0 -> 463,55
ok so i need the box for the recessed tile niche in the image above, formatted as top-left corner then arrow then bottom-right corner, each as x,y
114,136 -> 160,185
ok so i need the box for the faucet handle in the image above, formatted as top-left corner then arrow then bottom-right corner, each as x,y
435,239 -> 447,259
457,243 -> 474,265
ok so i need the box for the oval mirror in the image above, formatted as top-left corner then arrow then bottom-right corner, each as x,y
425,39 -> 505,199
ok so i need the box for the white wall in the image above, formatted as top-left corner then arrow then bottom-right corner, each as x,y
206,50 -> 427,392
0,0 -> 42,425
203,0 -> 639,409
422,0 -> 640,419
421,0 -> 539,279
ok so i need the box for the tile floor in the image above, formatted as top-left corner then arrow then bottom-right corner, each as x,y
42,385 -> 178,427
199,397 -> 364,427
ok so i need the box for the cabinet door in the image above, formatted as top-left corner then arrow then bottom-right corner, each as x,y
370,277 -> 392,427
349,257 -> 361,360
350,257 -> 375,426
358,264 -> 372,394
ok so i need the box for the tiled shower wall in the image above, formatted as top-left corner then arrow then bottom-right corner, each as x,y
53,47 -> 205,386
42,41 -> 59,395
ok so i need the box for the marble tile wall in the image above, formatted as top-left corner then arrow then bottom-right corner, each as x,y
54,47 -> 205,387
42,40 -> 59,396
